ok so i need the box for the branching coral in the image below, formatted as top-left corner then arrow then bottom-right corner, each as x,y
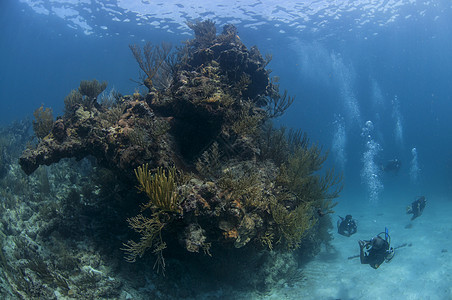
257,123 -> 288,165
123,165 -> 183,273
129,42 -> 172,90
218,163 -> 265,211
319,169 -> 343,201
32,105 -> 53,140
270,201 -> 316,250
99,102 -> 127,127
186,20 -> 217,49
255,125 -> 342,250
230,102 -> 264,137
134,164 -> 181,213
196,142 -> 221,180
278,144 -> 327,202
63,89 -> 83,118
257,125 -> 308,166
266,89 -> 295,119
233,73 -> 251,97
278,144 -> 342,214
121,212 -> 166,270
63,79 -> 107,118
78,79 -> 107,100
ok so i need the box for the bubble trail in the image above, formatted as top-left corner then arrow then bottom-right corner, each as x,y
361,120 -> 383,204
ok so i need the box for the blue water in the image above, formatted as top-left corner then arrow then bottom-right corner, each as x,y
1,0 -> 452,296
3,0 -> 452,201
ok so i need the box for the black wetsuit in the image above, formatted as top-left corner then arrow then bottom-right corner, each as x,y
383,159 -> 401,172
360,237 -> 390,269
337,216 -> 357,237
408,196 -> 426,220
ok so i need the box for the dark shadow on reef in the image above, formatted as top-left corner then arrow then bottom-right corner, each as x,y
6,20 -> 342,298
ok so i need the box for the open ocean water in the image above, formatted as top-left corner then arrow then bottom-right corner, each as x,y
1,0 -> 452,299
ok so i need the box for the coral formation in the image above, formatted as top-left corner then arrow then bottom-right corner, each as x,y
32,105 -> 54,140
13,20 -> 342,295
63,79 -> 107,119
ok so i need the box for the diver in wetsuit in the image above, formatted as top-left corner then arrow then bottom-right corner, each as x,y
382,159 -> 401,173
337,215 -> 357,237
359,229 -> 395,269
406,196 -> 427,220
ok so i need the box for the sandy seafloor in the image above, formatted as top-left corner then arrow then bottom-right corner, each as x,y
259,193 -> 452,300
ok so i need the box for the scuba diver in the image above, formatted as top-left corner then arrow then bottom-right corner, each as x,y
381,158 -> 401,173
337,215 -> 357,237
358,228 -> 395,269
406,196 -> 427,220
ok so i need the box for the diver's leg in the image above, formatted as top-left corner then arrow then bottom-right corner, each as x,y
359,241 -> 367,264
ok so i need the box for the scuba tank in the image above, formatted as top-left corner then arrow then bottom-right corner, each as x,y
384,227 -> 395,262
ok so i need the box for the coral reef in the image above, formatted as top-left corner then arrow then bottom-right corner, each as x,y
20,96 -> 174,177
11,20 -> 342,296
